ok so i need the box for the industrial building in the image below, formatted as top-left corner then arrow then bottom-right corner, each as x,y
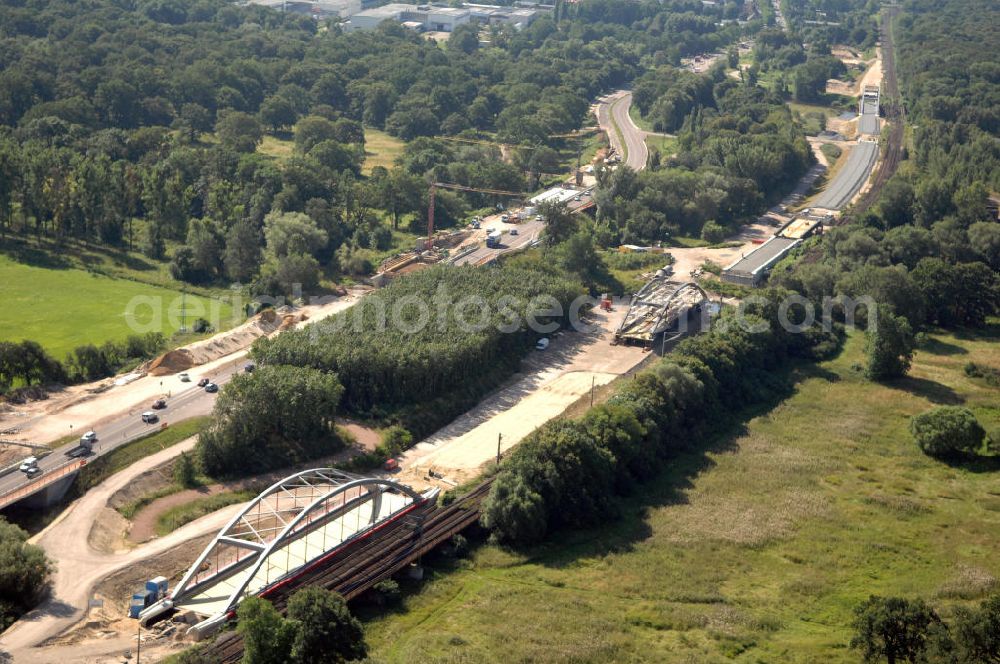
530,186 -> 581,206
346,3 -> 471,31
243,0 -> 362,19
464,3 -> 538,27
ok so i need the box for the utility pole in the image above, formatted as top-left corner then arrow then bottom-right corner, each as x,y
136,621 -> 142,664
180,288 -> 187,333
496,433 -> 502,465
590,375 -> 596,407
426,184 -> 436,250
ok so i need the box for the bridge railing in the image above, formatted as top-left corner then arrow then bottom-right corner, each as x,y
0,458 -> 87,510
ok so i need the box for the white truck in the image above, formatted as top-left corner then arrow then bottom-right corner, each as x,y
65,431 -> 96,457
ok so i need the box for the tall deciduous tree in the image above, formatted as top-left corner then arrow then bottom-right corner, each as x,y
864,306 -> 915,381
851,596 -> 942,664
287,587 -> 367,664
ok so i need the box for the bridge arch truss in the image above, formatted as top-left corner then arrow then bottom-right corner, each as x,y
162,468 -> 429,625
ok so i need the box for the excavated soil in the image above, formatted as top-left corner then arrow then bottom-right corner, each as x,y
145,309 -> 302,376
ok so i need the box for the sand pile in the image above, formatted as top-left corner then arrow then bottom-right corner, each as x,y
145,309 -> 292,376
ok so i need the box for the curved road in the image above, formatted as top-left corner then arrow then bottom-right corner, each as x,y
0,360 -> 243,506
0,436 -> 244,660
596,91 -> 649,171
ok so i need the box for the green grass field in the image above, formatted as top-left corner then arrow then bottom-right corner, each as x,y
364,328 -> 1000,662
363,128 -> 407,174
0,255 -> 235,361
258,134 -> 295,161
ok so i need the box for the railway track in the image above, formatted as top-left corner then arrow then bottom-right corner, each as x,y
849,6 -> 904,218
798,6 -> 904,267
202,480 -> 492,663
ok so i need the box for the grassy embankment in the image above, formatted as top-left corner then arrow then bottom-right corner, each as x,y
154,489 -> 255,536
0,254 -> 235,361
72,416 -> 211,495
363,327 -> 1000,663
627,105 -> 677,153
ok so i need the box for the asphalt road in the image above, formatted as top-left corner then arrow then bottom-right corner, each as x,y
812,141 -> 878,210
0,359 -> 244,502
451,193 -> 594,266
596,91 -> 649,171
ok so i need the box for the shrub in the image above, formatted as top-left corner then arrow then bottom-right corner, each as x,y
910,406 -> 986,457
173,451 -> 198,488
377,426 -> 413,458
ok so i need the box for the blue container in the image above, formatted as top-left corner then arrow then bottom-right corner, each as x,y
145,576 -> 168,598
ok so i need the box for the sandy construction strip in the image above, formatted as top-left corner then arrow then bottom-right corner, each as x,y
396,307 -> 649,488
403,370 -> 620,483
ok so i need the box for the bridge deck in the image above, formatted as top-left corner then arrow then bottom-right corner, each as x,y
617,280 -> 704,343
175,492 -> 412,617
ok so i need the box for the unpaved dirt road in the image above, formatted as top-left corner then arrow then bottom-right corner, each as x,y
0,437 -> 243,661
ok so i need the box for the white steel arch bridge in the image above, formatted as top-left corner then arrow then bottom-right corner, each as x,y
140,468 -> 436,636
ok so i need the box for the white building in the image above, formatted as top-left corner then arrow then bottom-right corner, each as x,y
346,3 -> 471,31
463,3 -> 538,28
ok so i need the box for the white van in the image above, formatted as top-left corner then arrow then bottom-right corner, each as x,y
19,457 -> 38,472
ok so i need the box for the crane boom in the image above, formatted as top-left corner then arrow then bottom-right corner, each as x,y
425,182 -> 526,249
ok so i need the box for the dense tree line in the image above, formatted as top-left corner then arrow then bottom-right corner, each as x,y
179,587 -> 366,664
0,333 -> 165,396
197,364 -> 345,477
0,517 -> 51,630
0,0 -> 752,295
251,264 -> 582,430
597,69 -> 812,244
482,289 -> 840,543
772,0 -> 1000,377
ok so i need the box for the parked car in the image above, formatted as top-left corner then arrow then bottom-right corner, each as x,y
179,373 -> 191,382
535,337 -> 550,350
205,382 -> 219,393
151,399 -> 167,410
501,214 -> 510,222
141,411 -> 158,424
510,228 -> 519,236
197,378 -> 210,387
18,457 -> 38,472
244,362 -> 255,373
24,466 -> 42,478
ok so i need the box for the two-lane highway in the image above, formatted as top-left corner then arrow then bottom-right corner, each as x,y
0,359 -> 244,504
596,91 -> 649,171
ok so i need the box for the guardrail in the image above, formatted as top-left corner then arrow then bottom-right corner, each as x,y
0,458 -> 87,510
0,449 -> 51,481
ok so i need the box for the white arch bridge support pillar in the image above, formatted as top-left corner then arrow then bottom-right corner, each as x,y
139,469 -> 434,633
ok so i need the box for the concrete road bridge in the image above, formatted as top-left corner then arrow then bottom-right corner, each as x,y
140,468 -> 437,638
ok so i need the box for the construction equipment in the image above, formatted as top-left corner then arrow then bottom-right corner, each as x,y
426,182 -> 525,250
615,278 -> 708,347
